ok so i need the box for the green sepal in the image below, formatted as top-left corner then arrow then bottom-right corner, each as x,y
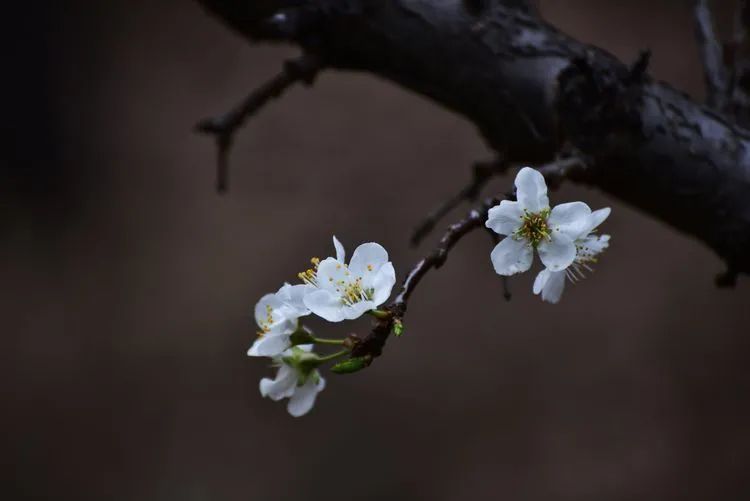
331,357 -> 369,374
289,326 -> 314,346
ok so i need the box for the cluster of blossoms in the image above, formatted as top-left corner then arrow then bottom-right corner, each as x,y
248,237 -> 396,416
485,167 -> 612,303
248,167 -> 611,416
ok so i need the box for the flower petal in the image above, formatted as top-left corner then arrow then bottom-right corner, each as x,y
342,300 -> 376,321
485,200 -> 523,236
276,283 -> 311,317
303,288 -> 345,322
548,202 -> 592,240
315,257 -> 350,293
577,234 -> 610,261
587,207 -> 611,233
536,269 -> 566,303
367,262 -> 396,306
515,167 -> 549,213
286,375 -> 325,417
349,242 -> 389,276
533,268 -> 551,295
259,365 -> 297,401
538,233 -> 576,271
490,237 -> 534,276
247,334 -> 291,357
254,293 -> 284,329
333,235 -> 346,262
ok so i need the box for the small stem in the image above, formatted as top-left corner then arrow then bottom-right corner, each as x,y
368,309 -> 391,319
316,349 -> 350,364
311,336 -> 346,346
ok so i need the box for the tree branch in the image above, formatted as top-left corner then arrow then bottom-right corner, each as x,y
352,199 -> 496,362
410,158 -> 507,246
195,53 -> 320,192
196,0 -> 750,277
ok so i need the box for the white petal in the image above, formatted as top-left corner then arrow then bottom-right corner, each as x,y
259,365 -> 297,401
342,300 -> 376,320
540,270 -> 566,304
247,334 -> 291,357
276,283 -> 312,317
314,257 -> 350,293
577,234 -> 610,261
485,201 -> 523,236
287,376 -> 325,417
548,202 -> 592,240
490,237 -> 534,276
537,233 -> 576,271
303,289 -> 345,322
332,236 -> 346,262
515,167 -> 549,213
348,242 -> 389,276
367,262 -> 396,306
588,207 -> 611,232
533,268 -> 551,295
254,293 -> 284,328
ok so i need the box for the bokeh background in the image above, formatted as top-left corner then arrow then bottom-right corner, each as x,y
4,1 -> 750,500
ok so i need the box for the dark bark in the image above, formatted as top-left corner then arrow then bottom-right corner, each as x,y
196,0 -> 750,277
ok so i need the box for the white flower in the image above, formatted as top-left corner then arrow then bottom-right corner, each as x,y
533,208 -> 612,304
302,237 -> 396,322
259,344 -> 326,417
485,167 -> 593,276
247,283 -> 311,357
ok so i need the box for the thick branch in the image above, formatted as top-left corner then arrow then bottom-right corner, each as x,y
197,0 -> 750,276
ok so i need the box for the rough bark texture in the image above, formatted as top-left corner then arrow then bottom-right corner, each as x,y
197,0 -> 750,276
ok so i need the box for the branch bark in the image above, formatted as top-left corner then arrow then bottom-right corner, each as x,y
196,0 -> 750,278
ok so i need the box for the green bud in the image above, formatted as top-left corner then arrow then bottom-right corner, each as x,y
331,356 -> 369,374
392,318 -> 404,337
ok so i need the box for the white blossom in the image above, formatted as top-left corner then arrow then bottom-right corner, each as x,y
533,208 -> 612,304
485,167 -> 593,276
247,283 -> 310,357
301,236 -> 396,322
259,345 -> 326,417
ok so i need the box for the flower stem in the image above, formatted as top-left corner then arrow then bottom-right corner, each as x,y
311,336 -> 346,346
315,349 -> 351,364
368,309 -> 391,319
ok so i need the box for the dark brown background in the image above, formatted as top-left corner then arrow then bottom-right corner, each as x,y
4,1 -> 750,500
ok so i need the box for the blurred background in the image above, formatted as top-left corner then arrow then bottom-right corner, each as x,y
4,1 -> 750,499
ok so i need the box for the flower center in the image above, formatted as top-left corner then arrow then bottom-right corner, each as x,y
297,257 -> 320,286
334,276 -> 374,306
515,209 -> 551,247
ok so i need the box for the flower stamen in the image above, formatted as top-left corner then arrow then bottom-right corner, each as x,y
297,257 -> 321,286
514,208 -> 551,248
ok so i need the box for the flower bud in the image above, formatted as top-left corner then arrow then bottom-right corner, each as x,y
331,356 -> 370,374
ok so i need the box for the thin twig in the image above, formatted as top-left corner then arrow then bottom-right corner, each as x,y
411,158 -> 506,246
352,198 -> 499,361
351,155 -> 587,364
728,0 -> 750,121
692,0 -> 729,109
195,53 -> 321,193
534,154 -> 588,189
